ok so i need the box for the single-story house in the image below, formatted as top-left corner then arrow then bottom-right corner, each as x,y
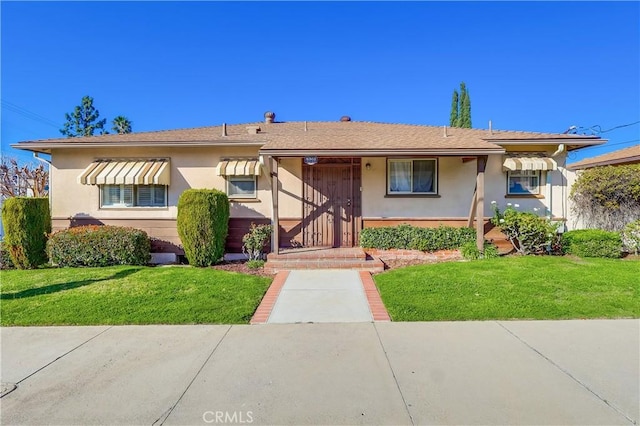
12,112 -> 604,261
567,144 -> 640,170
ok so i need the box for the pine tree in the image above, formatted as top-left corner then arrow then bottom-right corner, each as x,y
449,90 -> 459,127
60,96 -> 107,137
459,82 -> 472,128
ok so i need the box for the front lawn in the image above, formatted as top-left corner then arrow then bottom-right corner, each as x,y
375,256 -> 640,321
0,266 -> 272,326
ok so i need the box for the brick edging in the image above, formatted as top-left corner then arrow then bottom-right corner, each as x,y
359,271 -> 391,322
250,271 -> 290,325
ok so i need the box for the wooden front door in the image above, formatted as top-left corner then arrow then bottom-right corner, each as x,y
302,160 -> 362,247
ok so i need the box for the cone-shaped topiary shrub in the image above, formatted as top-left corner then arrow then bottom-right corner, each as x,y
177,189 -> 230,266
1,197 -> 51,269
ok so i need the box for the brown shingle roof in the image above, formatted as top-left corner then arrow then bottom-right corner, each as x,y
567,144 -> 640,170
12,121 -> 603,156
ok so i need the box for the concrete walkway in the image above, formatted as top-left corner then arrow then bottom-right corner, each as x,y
1,320 -> 638,425
251,270 -> 390,324
268,270 -> 372,323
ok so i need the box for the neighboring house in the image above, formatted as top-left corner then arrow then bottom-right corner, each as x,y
567,144 -> 640,170
566,144 -> 640,230
12,113 -> 604,260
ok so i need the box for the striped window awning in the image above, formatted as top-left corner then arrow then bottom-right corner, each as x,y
78,159 -> 170,185
216,159 -> 261,176
503,156 -> 557,171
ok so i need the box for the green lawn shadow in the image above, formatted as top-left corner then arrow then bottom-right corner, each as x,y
1,268 -> 141,300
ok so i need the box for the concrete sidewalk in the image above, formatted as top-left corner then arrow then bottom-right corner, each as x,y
1,320 -> 638,425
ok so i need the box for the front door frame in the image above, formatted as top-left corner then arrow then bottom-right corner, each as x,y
302,158 -> 362,248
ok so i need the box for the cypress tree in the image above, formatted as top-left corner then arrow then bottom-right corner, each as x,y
459,82 -> 472,128
449,90 -> 459,127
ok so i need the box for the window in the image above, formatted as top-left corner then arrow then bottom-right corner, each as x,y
507,170 -> 541,195
227,176 -> 257,199
388,159 -> 437,194
101,185 -> 167,207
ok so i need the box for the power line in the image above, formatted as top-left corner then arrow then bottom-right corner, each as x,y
599,120 -> 640,134
1,100 -> 62,129
567,120 -> 640,136
577,138 -> 640,151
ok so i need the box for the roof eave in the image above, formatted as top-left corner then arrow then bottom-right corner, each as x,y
489,138 -> 606,151
11,140 -> 266,153
259,148 -> 507,157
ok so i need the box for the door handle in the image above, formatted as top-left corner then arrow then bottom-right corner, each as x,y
346,198 -> 351,206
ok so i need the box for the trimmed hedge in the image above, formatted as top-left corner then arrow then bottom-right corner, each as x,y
1,197 -> 51,269
561,229 -> 622,258
47,225 -> 151,267
177,189 -> 229,266
359,224 -> 475,251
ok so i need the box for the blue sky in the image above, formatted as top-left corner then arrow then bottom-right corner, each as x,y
2,1 -> 639,165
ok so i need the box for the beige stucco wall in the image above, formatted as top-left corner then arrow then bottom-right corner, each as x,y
360,150 -> 567,222
51,145 -> 572,228
50,146 -> 271,221
276,158 -> 303,218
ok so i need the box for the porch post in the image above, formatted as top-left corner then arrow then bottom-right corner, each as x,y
270,156 -> 280,255
467,185 -> 477,228
475,156 -> 488,251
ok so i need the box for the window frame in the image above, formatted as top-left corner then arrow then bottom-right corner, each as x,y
506,170 -> 542,196
100,184 -> 168,208
226,175 -> 258,199
386,158 -> 438,195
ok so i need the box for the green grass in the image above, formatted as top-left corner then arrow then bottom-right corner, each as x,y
374,256 -> 640,321
0,266 -> 272,326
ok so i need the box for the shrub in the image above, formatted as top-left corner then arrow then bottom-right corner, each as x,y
561,229 -> 622,258
570,164 -> 640,231
47,225 -> 151,267
1,197 -> 51,269
177,189 -> 229,267
359,224 -> 475,251
491,204 -> 558,255
246,259 -> 266,269
622,220 -> 640,255
460,241 -> 500,260
242,223 -> 272,261
0,242 -> 15,270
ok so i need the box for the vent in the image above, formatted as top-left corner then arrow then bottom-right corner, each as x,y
264,111 -> 275,123
340,115 -> 351,122
246,125 -> 261,135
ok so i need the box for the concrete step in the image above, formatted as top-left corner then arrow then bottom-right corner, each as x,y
267,247 -> 367,261
264,258 -> 384,274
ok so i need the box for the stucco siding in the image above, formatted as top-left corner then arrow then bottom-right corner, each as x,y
50,146 -> 271,221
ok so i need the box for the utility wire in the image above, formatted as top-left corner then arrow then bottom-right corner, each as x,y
577,138 -> 640,151
1,100 -> 62,129
599,120 -> 640,133
570,120 -> 640,136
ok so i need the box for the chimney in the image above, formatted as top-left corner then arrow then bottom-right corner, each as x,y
340,115 -> 351,122
264,111 -> 275,123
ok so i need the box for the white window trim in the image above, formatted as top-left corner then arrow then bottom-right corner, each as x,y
387,158 -> 438,195
226,175 -> 258,199
507,170 -> 542,195
100,184 -> 168,208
